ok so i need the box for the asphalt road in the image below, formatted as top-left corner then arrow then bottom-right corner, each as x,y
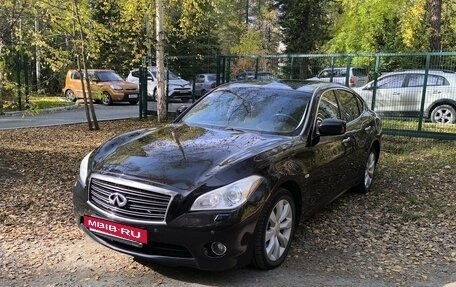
0,102 -> 186,130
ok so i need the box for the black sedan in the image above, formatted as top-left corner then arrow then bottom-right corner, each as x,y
73,80 -> 382,271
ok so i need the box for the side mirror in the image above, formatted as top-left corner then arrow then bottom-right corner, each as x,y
318,118 -> 346,136
176,105 -> 189,116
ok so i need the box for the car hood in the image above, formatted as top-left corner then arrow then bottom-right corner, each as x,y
91,124 -> 291,191
102,81 -> 138,90
168,78 -> 191,88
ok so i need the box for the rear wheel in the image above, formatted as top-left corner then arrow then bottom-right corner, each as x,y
65,90 -> 76,102
356,148 -> 378,193
430,104 -> 456,124
252,188 -> 295,270
102,92 -> 112,106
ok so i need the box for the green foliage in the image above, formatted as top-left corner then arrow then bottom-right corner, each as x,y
276,0 -> 333,53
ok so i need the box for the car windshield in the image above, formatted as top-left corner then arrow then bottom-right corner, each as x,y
207,74 -> 216,81
180,87 -> 311,134
150,69 -> 181,80
94,71 -> 124,82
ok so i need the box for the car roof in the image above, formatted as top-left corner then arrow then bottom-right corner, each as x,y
383,69 -> 456,76
68,69 -> 114,72
219,79 -> 346,94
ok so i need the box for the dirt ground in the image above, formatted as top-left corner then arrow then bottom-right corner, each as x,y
0,120 -> 455,287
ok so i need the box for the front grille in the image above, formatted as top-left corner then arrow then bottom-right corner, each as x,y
88,174 -> 174,224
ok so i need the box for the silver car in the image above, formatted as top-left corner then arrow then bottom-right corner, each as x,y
127,67 -> 193,102
193,73 -> 217,97
354,70 -> 456,124
308,67 -> 369,87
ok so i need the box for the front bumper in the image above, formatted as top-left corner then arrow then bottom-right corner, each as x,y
72,179 -> 261,271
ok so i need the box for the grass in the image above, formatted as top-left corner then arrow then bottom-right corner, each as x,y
382,118 -> 456,134
2,95 -> 74,112
378,136 -> 456,221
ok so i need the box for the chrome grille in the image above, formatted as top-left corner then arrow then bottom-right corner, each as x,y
88,174 -> 174,224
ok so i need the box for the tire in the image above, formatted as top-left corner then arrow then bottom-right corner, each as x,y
65,90 -> 76,102
201,89 -> 206,96
356,148 -> 378,194
129,99 -> 138,105
152,89 -> 157,102
102,92 -> 112,106
252,188 -> 296,270
430,104 -> 456,124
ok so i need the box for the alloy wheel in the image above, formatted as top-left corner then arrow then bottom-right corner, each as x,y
364,151 -> 376,190
264,198 -> 293,262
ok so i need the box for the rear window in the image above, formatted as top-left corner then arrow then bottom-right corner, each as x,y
352,68 -> 368,77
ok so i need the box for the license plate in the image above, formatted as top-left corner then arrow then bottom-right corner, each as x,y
129,94 -> 138,99
83,215 -> 147,244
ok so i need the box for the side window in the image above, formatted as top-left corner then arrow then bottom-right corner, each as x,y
406,74 -> 425,87
319,70 -> 331,78
317,91 -> 340,124
72,72 -> 81,80
131,70 -> 140,78
196,75 -> 205,83
335,90 -> 361,122
377,74 -> 406,89
427,75 -> 448,86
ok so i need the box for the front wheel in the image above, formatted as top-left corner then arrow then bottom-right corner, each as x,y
129,99 -> 138,105
102,92 -> 112,106
430,104 -> 456,124
252,188 -> 296,270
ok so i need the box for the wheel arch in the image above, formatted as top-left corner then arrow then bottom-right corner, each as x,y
371,139 -> 381,161
425,99 -> 456,118
278,180 -> 302,223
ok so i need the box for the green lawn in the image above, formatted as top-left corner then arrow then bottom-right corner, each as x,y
2,95 -> 75,112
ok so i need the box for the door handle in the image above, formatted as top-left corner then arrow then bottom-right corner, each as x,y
364,126 -> 372,132
392,92 -> 400,96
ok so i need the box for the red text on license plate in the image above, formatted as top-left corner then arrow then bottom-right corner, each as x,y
83,215 -> 147,244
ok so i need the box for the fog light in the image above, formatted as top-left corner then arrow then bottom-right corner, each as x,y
211,242 -> 227,256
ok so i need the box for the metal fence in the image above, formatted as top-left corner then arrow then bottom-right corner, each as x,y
139,52 -> 456,140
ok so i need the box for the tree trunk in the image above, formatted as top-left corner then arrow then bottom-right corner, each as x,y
72,0 -> 99,130
429,0 -> 442,51
35,14 -> 41,92
156,0 -> 167,123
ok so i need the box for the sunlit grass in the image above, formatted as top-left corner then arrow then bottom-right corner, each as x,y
3,95 -> 74,112
382,118 -> 456,133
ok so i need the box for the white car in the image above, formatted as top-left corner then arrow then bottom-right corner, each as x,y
354,70 -> 456,124
308,67 -> 369,87
127,67 -> 193,102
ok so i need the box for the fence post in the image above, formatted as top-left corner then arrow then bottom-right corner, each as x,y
254,56 -> 259,79
418,54 -> 431,131
344,56 -> 352,86
371,55 -> 381,111
139,56 -> 148,119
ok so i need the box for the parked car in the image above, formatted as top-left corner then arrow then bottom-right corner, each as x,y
308,67 -> 369,87
354,70 -> 456,124
126,67 -> 193,102
63,69 -> 139,105
235,70 -> 276,81
73,80 -> 382,271
192,73 -> 218,97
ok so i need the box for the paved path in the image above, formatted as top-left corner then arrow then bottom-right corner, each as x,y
0,102 -> 186,130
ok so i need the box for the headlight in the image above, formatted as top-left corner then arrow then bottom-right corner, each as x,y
79,151 -> 93,187
190,176 -> 263,211
110,84 -> 122,90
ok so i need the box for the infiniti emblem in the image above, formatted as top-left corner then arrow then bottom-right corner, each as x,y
108,193 -> 128,207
